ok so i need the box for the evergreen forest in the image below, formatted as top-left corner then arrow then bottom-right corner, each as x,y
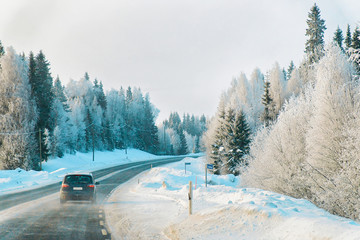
0,45 -> 206,171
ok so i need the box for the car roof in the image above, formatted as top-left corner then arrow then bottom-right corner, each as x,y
65,172 -> 93,176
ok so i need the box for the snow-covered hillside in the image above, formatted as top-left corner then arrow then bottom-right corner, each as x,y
0,149 -> 169,195
105,156 -> 360,240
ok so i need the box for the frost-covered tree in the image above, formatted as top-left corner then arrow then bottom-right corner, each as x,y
49,76 -> 72,157
43,128 -> 52,157
247,69 -> 264,129
65,74 -> 108,152
268,62 -> 286,115
161,111 -> 206,155
306,44 -> 355,198
242,44 -> 360,220
49,98 -> 68,157
157,123 -> 173,154
305,3 -> 326,65
105,89 -> 126,149
167,128 -> 180,155
286,67 -> 303,97
0,47 -> 38,170
67,97 -> 86,152
242,91 -> 314,199
167,112 -> 182,130
203,95 -> 226,174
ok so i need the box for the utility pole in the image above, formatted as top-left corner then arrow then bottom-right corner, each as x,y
39,129 -> 42,171
92,127 -> 95,162
205,165 -> 207,188
163,126 -> 166,154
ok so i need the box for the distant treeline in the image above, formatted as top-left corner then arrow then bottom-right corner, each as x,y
0,43 -> 207,170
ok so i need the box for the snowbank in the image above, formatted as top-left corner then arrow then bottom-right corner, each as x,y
105,156 -> 360,240
0,149 -> 171,195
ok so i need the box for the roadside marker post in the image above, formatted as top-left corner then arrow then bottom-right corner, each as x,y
188,181 -> 193,215
205,164 -> 213,188
185,163 -> 191,175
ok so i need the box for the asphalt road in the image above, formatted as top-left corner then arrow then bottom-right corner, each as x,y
0,157 -> 184,240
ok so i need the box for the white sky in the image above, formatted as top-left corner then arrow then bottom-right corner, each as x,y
0,0 -> 359,122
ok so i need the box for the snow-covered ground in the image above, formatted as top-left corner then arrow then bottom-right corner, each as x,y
105,156 -> 360,240
0,149 -> 172,195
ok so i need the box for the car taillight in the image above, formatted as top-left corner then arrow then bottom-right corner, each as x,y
88,184 -> 95,188
62,184 -> 69,188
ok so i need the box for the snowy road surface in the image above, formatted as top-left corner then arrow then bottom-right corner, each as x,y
105,157 -> 360,240
0,157 -> 184,240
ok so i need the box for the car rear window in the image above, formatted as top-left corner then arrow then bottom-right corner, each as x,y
64,175 -> 93,184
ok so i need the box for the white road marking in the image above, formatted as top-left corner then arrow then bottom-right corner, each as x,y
101,229 -> 108,236
100,220 -> 104,226
99,214 -> 103,218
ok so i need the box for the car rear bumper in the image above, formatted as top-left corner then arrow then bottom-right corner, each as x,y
60,191 -> 95,201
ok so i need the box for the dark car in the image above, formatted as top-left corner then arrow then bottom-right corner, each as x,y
60,173 -> 99,204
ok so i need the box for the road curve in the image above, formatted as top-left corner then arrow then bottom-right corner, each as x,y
0,157 -> 184,240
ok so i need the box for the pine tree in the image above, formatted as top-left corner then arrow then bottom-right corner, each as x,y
282,68 -> 287,81
345,24 -> 352,50
305,3 -> 327,65
0,41 -> 4,70
142,94 -> 159,153
177,126 -> 188,155
0,41 -> 4,58
28,52 -> 36,96
85,108 -> 94,152
351,27 -> 360,49
53,76 -> 69,111
287,61 -> 295,81
124,87 -> 134,149
84,72 -> 90,81
97,81 -> 107,110
261,81 -> 274,126
333,26 -> 344,52
349,27 -> 360,73
93,79 -> 107,148
194,135 -> 201,153
221,108 -> 235,174
28,51 -> 55,161
224,110 -> 251,175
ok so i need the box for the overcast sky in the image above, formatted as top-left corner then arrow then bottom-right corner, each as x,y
0,0 -> 359,122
